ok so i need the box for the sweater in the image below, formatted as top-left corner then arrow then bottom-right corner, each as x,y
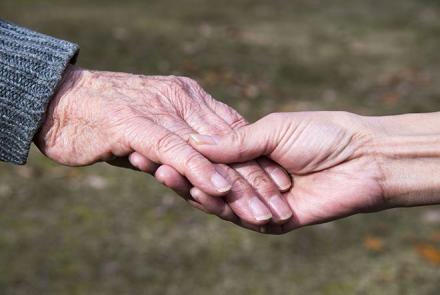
0,19 -> 79,164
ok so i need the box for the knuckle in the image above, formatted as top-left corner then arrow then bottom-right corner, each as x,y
215,166 -> 249,195
229,116 -> 247,129
183,151 -> 206,171
244,168 -> 272,191
176,77 -> 206,98
155,132 -> 181,155
167,75 -> 182,84
226,109 -> 248,129
182,99 -> 203,119
169,77 -> 185,92
159,76 -> 186,97
177,76 -> 199,88
230,177 -> 251,195
164,76 -> 203,114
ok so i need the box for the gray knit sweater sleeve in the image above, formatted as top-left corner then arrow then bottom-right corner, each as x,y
0,19 -> 79,164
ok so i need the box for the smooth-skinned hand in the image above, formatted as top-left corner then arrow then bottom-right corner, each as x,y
190,111 -> 389,234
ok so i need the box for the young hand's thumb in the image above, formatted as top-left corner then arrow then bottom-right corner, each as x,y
189,116 -> 278,164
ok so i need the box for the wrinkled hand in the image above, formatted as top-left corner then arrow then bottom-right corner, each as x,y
191,112 -> 388,234
35,66 -> 293,229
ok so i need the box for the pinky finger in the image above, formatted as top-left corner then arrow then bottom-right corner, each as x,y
128,152 -> 160,174
155,165 -> 192,198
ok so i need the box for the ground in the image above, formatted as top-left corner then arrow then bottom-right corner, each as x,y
1,0 -> 440,294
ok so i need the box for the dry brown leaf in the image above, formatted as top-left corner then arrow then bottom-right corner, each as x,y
416,244 -> 440,265
364,235 -> 385,252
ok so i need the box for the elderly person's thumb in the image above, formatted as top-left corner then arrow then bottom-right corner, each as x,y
189,114 -> 283,164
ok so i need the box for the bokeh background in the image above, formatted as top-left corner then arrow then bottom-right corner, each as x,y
1,0 -> 440,294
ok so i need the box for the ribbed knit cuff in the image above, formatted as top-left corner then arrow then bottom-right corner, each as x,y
0,19 -> 79,164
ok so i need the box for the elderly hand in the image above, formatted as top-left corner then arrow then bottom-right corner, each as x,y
35,66 -> 293,229
190,112 -> 391,234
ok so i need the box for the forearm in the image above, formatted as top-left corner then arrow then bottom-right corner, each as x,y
365,113 -> 440,207
371,112 -> 440,135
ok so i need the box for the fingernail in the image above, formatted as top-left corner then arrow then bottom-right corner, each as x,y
249,197 -> 272,221
270,168 -> 292,191
211,172 -> 232,193
269,195 -> 293,220
190,134 -> 218,145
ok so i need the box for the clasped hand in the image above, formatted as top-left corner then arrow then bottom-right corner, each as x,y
36,66 -> 389,234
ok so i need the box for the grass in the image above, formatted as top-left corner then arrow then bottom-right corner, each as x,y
1,0 -> 440,294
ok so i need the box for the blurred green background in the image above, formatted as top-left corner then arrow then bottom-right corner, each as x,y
1,0 -> 440,294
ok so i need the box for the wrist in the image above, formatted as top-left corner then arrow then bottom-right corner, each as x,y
35,65 -> 83,139
34,65 -> 109,165
363,113 -> 440,208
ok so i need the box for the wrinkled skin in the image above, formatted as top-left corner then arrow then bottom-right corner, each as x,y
35,66 -> 293,230
191,112 -> 388,234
